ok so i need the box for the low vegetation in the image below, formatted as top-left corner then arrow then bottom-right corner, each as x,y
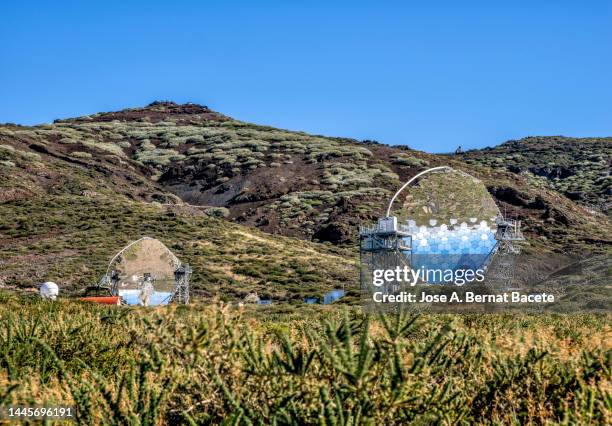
0,295 -> 609,424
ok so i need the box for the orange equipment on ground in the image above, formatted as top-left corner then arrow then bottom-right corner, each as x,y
79,296 -> 122,305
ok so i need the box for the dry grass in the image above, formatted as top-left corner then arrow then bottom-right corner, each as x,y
0,295 -> 609,424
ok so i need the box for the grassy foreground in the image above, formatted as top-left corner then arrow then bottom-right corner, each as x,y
0,293 -> 610,425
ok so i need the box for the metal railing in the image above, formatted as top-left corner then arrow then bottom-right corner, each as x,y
359,222 -> 412,236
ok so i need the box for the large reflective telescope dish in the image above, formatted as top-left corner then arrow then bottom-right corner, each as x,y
107,237 -> 181,306
388,167 -> 501,280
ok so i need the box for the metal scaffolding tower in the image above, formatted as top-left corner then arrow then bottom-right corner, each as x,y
173,265 -> 192,304
485,216 -> 524,290
359,216 -> 413,292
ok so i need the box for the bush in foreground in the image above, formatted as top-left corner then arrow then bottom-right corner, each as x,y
0,294 -> 609,424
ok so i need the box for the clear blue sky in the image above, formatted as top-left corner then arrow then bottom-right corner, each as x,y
1,1 -> 611,152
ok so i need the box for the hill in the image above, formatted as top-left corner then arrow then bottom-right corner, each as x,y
1,102 -> 610,298
458,136 -> 611,215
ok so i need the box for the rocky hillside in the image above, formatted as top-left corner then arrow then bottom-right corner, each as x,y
0,102 -> 610,296
458,136 -> 611,214
0,194 -> 356,300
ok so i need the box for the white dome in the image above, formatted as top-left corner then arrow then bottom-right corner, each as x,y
39,282 -> 59,300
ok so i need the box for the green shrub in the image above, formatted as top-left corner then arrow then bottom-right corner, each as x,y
0,299 -> 608,425
205,207 -> 230,218
71,151 -> 93,159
